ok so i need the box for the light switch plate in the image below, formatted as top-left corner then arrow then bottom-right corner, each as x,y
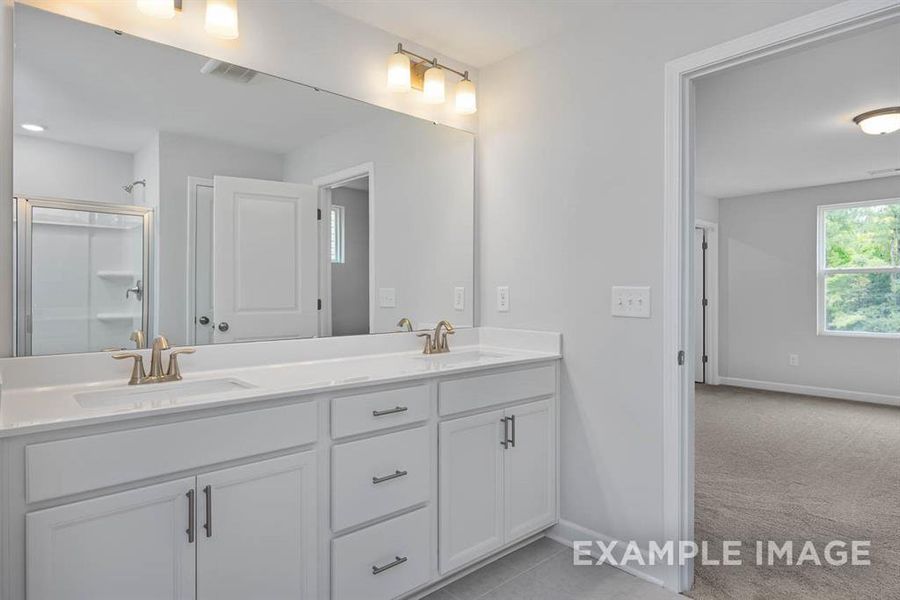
611,286 -> 651,318
454,287 -> 465,311
497,286 -> 510,312
378,288 -> 396,308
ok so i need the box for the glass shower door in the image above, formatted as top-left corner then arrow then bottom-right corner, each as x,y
16,198 -> 152,356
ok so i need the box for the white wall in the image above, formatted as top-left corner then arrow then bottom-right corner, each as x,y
284,113 -> 474,333
476,0 -> 838,587
330,186 -> 370,336
695,192 -> 719,224
13,135 -> 133,203
156,131 -> 284,345
718,176 -> 900,398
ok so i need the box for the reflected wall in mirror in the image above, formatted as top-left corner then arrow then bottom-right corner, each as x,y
8,5 -> 474,356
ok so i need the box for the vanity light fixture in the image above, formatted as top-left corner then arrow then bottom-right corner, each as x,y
136,0 -> 239,40
387,43 -> 476,114
853,107 -> 900,135
136,0 -> 180,19
20,123 -> 45,132
205,0 -> 240,40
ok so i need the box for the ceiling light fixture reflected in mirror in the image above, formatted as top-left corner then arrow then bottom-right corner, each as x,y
20,123 -> 45,132
853,107 -> 900,135
386,43 -> 475,114
136,0 -> 178,19
205,0 -> 240,40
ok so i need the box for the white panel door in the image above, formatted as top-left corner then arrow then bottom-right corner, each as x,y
196,452 -> 317,600
504,399 -> 556,541
694,227 -> 706,383
26,477 -> 196,600
438,409 -> 505,573
213,175 -> 318,343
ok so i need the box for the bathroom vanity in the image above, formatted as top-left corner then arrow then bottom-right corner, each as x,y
0,328 -> 560,600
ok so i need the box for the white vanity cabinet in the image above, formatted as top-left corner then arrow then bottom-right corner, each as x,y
438,370 -> 558,574
26,452 -> 318,600
0,344 -> 560,600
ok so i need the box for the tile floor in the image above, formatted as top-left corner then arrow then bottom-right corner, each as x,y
423,538 -> 683,600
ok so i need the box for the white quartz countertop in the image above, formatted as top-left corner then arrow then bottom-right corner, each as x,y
0,329 -> 561,437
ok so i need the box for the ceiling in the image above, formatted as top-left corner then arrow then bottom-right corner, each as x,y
14,5 -> 390,155
314,0 -> 602,68
695,20 -> 900,199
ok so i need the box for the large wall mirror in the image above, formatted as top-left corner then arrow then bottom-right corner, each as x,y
8,5 -> 474,357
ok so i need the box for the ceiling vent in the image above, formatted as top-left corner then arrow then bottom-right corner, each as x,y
867,167 -> 900,178
200,59 -> 257,83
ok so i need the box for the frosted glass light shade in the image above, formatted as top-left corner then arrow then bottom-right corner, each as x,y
854,108 -> 900,135
423,66 -> 445,104
205,0 -> 240,40
387,52 -> 411,92
137,0 -> 176,19
455,79 -> 477,115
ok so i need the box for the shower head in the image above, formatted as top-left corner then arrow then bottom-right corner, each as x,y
123,179 -> 146,194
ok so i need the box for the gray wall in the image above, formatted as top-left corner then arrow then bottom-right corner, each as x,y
719,176 -> 900,397
331,186 -> 369,336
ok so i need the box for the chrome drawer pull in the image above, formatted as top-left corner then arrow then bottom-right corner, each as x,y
372,406 -> 408,417
372,555 -> 408,575
372,469 -> 408,484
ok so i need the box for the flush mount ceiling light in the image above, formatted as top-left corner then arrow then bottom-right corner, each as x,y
853,107 -> 900,135
20,123 -> 45,132
386,43 -> 476,115
135,0 -> 239,40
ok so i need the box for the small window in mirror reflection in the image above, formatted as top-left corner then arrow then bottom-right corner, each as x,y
331,205 -> 345,264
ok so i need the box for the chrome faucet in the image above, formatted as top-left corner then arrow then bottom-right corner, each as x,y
417,320 -> 455,354
113,335 -> 195,385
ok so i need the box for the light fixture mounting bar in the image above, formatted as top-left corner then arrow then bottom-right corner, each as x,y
174,0 -> 182,10
395,43 -> 469,81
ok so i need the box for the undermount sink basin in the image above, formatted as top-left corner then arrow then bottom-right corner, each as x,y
416,350 -> 509,366
74,378 -> 256,409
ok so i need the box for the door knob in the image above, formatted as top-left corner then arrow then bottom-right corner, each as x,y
198,316 -> 210,325
217,322 -> 230,332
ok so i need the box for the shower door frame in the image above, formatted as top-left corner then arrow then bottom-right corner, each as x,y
15,196 -> 154,357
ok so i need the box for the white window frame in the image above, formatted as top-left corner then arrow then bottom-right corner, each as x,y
816,197 -> 900,339
330,204 -> 345,264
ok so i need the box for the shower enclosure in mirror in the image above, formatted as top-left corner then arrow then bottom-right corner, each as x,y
15,198 -> 152,356
6,5 -> 475,356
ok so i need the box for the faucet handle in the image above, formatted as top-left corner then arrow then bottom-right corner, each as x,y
112,352 -> 147,385
416,332 -> 434,355
166,348 -> 196,380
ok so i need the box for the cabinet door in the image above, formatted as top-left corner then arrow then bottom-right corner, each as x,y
27,477 -> 196,600
196,452 -> 317,600
438,409 -> 505,573
504,399 -> 556,541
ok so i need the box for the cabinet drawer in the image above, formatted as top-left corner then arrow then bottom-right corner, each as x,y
331,385 -> 429,439
332,507 -> 432,600
26,401 -> 317,503
332,426 -> 429,531
439,365 -> 556,416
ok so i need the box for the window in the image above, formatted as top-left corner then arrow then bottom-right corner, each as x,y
818,199 -> 900,337
330,205 -> 345,264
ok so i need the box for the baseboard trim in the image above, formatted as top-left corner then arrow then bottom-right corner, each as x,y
547,519 -> 669,589
718,377 -> 900,407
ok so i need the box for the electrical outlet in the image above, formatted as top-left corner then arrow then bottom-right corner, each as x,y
497,286 -> 510,312
789,354 -> 799,367
454,287 -> 465,311
378,288 -> 396,308
611,286 -> 651,318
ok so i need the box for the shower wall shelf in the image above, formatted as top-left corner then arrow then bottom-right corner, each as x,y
96,271 -> 137,280
95,313 -> 141,322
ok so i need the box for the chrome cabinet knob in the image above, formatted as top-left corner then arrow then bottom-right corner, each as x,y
198,316 -> 210,325
217,322 -> 230,332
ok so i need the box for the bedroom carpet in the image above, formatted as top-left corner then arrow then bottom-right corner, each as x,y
688,385 -> 900,600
